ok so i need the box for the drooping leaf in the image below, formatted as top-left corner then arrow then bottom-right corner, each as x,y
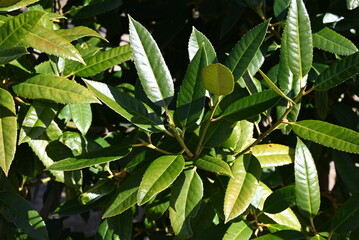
176,46 -> 208,128
64,45 -> 132,77
0,47 -> 28,64
188,27 -> 216,62
170,169 -> 203,239
0,191 -> 48,240
313,27 -> 358,55
71,0 -> 123,19
331,193 -> 359,234
314,51 -> 359,91
347,0 -> 359,10
294,138 -> 320,218
202,63 -> 234,96
84,79 -> 165,132
56,26 -> 107,43
223,221 -> 253,240
129,16 -> 174,107
225,20 -> 269,82
224,154 -> 261,222
0,88 -> 17,175
263,185 -> 296,214
137,155 -> 184,205
0,0 -> 39,11
47,145 -> 131,171
292,120 -> 359,154
195,155 -> 233,178
69,104 -> 92,135
12,74 -> 100,104
19,100 -> 58,144
285,0 -> 313,80
96,210 -> 133,240
252,144 -> 295,168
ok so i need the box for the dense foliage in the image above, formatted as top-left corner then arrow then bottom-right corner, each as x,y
0,0 -> 358,239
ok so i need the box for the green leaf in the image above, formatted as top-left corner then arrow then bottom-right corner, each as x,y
79,179 -> 114,205
0,192 -> 48,240
221,90 -> 280,122
54,197 -> 105,216
195,155 -> 233,178
313,27 -> 358,55
274,0 -> 291,20
294,138 -> 320,218
188,27 -> 216,62
71,0 -> 123,19
347,0 -> 359,10
252,144 -> 295,168
12,74 -> 99,104
0,0 -> 39,11
252,230 -> 306,239
224,154 -> 261,222
96,210 -> 133,240
176,46 -> 208,128
47,145 -> 131,171
202,63 -> 234,96
169,169 -> 203,239
56,26 -> 107,43
0,88 -> 17,175
64,45 -> 132,77
203,119 -> 236,148
314,52 -> 359,91
19,100 -> 58,144
331,193 -> 359,234
225,20 -> 269,82
332,151 -> 359,194
23,25 -> 85,64
69,104 -> 92,135
137,155 -> 184,205
263,185 -> 296,214
0,11 -> 45,48
223,221 -> 253,240
285,0 -> 313,80
0,47 -> 28,64
292,120 -> 359,154
129,16 -> 174,107
84,79 -> 165,132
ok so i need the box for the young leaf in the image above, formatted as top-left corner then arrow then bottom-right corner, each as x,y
285,0 -> 313,80
202,63 -> 234,96
137,155 -> 185,205
64,45 -> 132,77
0,192 -> 48,240
252,144 -> 295,168
84,79 -> 165,132
0,88 -> 17,175
292,120 -> 359,154
69,104 -> 92,135
129,16 -> 174,107
176,46 -> 208,128
0,0 -> 40,11
263,185 -> 296,214
195,155 -> 233,178
331,193 -> 359,234
169,169 -> 203,239
225,20 -> 269,82
313,27 -> 358,55
314,51 -> 359,91
295,138 -> 320,218
188,27 -> 216,62
0,47 -> 28,64
223,221 -> 253,240
56,26 -> 108,43
12,74 -> 100,104
224,154 -> 261,222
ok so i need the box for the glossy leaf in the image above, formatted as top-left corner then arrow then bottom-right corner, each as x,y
19,100 -> 58,144
0,0 -> 39,11
235,120 -> 255,152
176,46 -> 208,128
252,144 -> 295,168
96,210 -> 133,240
195,155 -> 233,178
314,51 -> 359,91
0,11 -> 45,48
294,138 -> 320,218
188,27 -> 216,62
69,104 -> 92,135
202,119 -> 236,148
12,74 -> 99,104
85,79 -> 165,132
331,193 -> 359,233
169,169 -> 203,239
47,145 -> 131,171
225,20 -> 269,82
0,88 -> 17,175
223,221 -> 253,240
64,45 -> 132,77
129,16 -> 174,107
56,26 -> 107,42
274,0 -> 291,20
285,0 -> 313,79
23,25 -> 85,64
292,120 -> 359,154
79,179 -> 114,205
71,0 -> 123,19
263,185 -> 296,214
313,27 -> 358,55
224,154 -> 261,222
0,47 -> 28,64
137,155 -> 184,205
202,63 -> 234,96
221,90 -> 280,122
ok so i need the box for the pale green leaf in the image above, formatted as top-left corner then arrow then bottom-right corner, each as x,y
56,26 -> 107,42
223,221 -> 253,240
137,155 -> 184,205
252,144 -> 295,168
292,120 -> 359,154
188,27 -> 216,62
0,88 -> 17,175
202,63 -> 234,96
347,0 -> 359,10
12,74 -> 100,104
69,104 -> 92,135
170,169 -> 203,239
195,155 -> 233,178
331,193 -> 359,233
129,16 -> 174,107
0,47 -> 28,64
0,0 -> 39,11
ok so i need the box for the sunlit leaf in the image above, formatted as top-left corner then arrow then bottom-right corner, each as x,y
188,27 -> 216,62
195,155 -> 233,178
223,221 -> 253,240
202,63 -> 234,96
252,144 -> 295,168
79,179 -> 114,205
69,104 -> 92,135
347,0 -> 359,10
0,0 -> 39,11
56,26 -> 107,42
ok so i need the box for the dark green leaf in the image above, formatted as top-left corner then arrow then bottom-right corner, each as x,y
202,63 -> 234,96
96,210 -> 133,240
252,144 -> 295,168
332,151 -> 359,194
188,27 -> 216,62
72,0 -> 123,19
263,185 -> 296,214
223,221 -> 253,240
253,230 -> 306,239
203,119 -> 236,148
0,47 -> 28,64
331,193 -> 359,233
69,104 -> 92,135
79,179 -> 114,205
195,155 -> 233,178
274,0 -> 291,20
